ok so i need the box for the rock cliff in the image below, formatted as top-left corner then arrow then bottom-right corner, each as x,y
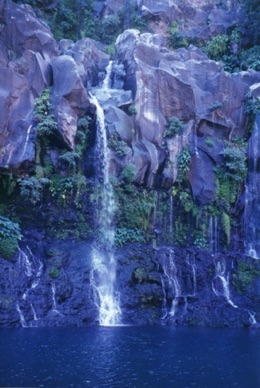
0,0 -> 259,328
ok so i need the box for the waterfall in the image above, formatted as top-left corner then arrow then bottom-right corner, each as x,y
212,259 -> 237,308
102,60 -> 113,89
30,303 -> 39,322
162,249 -> 181,319
245,117 -> 260,259
51,283 -> 63,316
18,247 -> 33,277
89,62 -> 121,326
16,302 -> 27,328
169,195 -> 173,243
21,124 -> 32,160
248,311 -> 257,325
186,253 -> 197,295
209,216 -> 219,254
17,247 -> 43,326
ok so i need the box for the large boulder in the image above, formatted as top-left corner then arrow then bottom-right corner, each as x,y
51,55 -> 90,150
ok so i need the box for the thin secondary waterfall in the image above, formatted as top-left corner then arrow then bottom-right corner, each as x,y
209,216 -> 219,254
212,259 -> 237,308
89,62 -> 121,326
245,117 -> 260,259
163,249 -> 181,318
51,283 -> 63,316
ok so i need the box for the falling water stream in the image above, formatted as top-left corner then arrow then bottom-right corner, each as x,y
212,259 -> 238,308
89,62 -> 121,326
245,117 -> 260,259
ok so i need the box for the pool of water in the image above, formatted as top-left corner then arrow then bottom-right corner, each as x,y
0,326 -> 259,387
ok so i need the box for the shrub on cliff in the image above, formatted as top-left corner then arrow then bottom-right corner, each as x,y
0,216 -> 22,259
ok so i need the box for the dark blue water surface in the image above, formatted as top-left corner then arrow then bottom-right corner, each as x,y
0,326 -> 259,388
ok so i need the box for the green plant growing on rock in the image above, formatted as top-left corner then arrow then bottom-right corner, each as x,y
19,177 -> 51,205
232,260 -> 260,294
50,177 -> 75,206
205,137 -> 213,147
128,104 -> 137,115
209,101 -> 223,111
221,142 -> 247,182
193,237 -> 208,249
48,267 -> 60,279
221,212 -> 231,245
164,116 -> 184,138
0,216 -> 22,259
168,21 -> 189,49
121,163 -> 135,183
58,152 -> 80,173
132,267 -> 146,284
108,133 -> 129,158
205,34 -> 229,61
245,95 -> 260,133
115,227 -> 145,247
240,46 -> 260,71
177,146 -> 191,182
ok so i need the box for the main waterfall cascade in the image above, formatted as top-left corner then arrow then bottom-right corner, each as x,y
89,62 -> 121,326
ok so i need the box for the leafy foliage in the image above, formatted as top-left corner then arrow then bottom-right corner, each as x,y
232,260 -> 260,294
115,227 -> 145,247
0,216 -> 22,259
164,116 -> 184,138
240,46 -> 260,71
177,146 -> 191,182
205,34 -> 229,60
128,104 -> 137,115
58,152 -> 80,172
168,21 -> 189,49
220,142 -> 247,182
19,177 -> 51,205
108,133 -> 129,158
241,0 -> 260,45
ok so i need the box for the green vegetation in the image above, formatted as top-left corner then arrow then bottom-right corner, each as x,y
14,0 -> 147,44
168,21 -> 189,49
177,146 -> 191,182
115,228 -> 145,247
48,267 -> 60,279
128,104 -> 137,115
108,133 -> 129,158
19,177 -> 51,205
232,260 -> 260,294
164,116 -> 184,138
245,95 -> 260,134
205,34 -> 229,61
209,101 -> 223,111
0,216 -> 22,259
241,0 -> 260,45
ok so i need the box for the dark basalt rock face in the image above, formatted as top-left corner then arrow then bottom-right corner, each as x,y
0,239 -> 259,328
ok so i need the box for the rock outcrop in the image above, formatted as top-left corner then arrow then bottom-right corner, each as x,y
0,0 -> 57,171
114,29 -> 259,199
